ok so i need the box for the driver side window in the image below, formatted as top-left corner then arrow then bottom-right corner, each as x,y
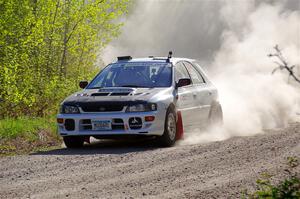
175,62 -> 190,82
184,62 -> 205,84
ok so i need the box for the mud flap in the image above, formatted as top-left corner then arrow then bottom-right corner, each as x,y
176,111 -> 184,140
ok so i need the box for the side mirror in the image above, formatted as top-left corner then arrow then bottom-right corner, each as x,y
79,81 -> 88,89
176,78 -> 191,88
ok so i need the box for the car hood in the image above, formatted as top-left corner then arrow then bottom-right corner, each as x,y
62,87 -> 171,105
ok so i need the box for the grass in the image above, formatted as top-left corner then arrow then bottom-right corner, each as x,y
0,117 -> 56,140
0,117 -> 61,155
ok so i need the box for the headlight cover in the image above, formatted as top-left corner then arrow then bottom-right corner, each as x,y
126,103 -> 157,112
60,105 -> 80,114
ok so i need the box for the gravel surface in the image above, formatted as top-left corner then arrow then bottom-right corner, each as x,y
0,122 -> 299,199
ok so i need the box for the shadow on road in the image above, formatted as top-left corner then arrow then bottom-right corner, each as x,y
31,138 -> 159,156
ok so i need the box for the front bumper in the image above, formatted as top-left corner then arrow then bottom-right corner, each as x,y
57,111 -> 165,137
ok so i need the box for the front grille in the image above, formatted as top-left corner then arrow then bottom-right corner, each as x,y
113,118 -> 123,123
91,93 -> 109,96
81,119 -> 91,124
83,125 -> 92,130
112,118 -> 125,130
80,119 -> 93,130
80,103 -> 124,112
75,101 -> 147,113
112,124 -> 125,130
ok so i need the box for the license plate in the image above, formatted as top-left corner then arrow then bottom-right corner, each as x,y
92,120 -> 112,131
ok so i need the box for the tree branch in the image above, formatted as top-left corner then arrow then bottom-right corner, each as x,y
269,45 -> 300,83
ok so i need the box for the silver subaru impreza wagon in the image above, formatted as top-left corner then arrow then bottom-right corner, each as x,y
57,52 -> 223,148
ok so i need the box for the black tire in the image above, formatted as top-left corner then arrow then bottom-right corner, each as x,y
157,106 -> 177,147
63,136 -> 84,148
208,102 -> 223,127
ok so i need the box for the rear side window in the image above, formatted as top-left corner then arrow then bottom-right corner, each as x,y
175,62 -> 190,82
184,62 -> 205,84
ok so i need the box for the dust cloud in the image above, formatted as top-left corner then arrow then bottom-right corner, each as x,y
102,0 -> 300,144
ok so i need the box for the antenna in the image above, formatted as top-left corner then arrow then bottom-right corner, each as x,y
168,51 -> 173,59
167,51 -> 173,62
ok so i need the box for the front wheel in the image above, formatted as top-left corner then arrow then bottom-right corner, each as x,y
63,136 -> 84,148
157,107 -> 177,147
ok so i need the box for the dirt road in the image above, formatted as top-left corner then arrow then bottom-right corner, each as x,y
0,123 -> 299,199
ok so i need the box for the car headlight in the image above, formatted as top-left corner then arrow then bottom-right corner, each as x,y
60,105 -> 80,114
126,103 -> 157,112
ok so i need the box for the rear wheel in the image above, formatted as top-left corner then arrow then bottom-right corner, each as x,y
63,136 -> 84,148
208,102 -> 223,126
157,107 -> 177,147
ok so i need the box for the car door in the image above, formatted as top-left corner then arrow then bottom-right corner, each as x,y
183,61 -> 212,126
174,62 -> 197,131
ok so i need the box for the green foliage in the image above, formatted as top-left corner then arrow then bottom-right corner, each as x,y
244,157 -> 300,199
0,117 -> 56,140
0,0 -> 130,117
253,176 -> 299,198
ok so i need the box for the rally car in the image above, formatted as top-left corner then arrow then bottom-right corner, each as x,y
57,52 -> 223,148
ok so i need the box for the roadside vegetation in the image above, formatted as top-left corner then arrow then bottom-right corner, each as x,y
0,0 -> 130,154
0,116 -> 60,155
243,157 -> 300,199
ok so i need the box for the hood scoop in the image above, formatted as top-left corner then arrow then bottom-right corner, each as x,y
91,92 -> 131,96
91,93 -> 110,96
110,92 -> 130,96
98,88 -> 134,92
134,92 -> 150,96
91,88 -> 134,97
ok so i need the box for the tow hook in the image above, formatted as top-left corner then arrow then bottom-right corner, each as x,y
84,136 -> 90,144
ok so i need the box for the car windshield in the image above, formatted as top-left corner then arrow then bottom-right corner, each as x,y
87,62 -> 172,89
